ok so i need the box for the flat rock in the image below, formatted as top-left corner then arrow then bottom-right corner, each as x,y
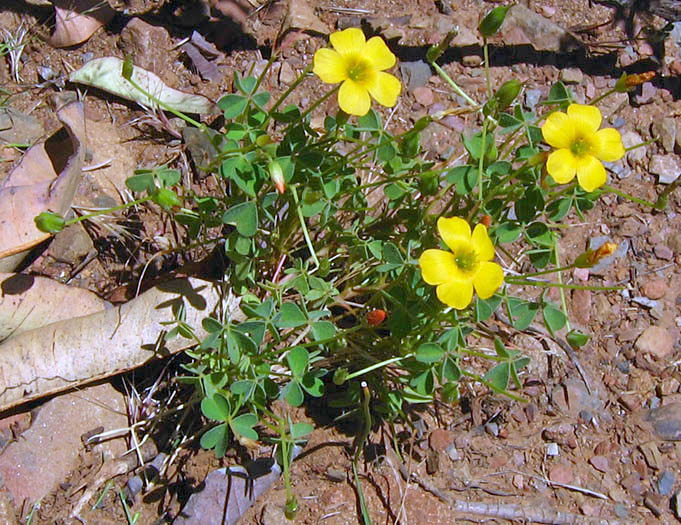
399,61 -> 431,90
649,154 -> 681,184
641,278 -> 667,300
642,402 -> 681,441
589,455 -> 609,473
499,5 -> 582,52
549,463 -> 573,484
653,117 -> 677,153
0,382 -> 127,504
635,326 -> 674,359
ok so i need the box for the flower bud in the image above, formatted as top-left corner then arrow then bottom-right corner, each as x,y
35,211 -> 65,233
615,71 -> 655,92
574,241 -> 617,267
268,160 -> 286,194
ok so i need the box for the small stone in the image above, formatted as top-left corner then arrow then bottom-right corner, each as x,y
524,89 -> 542,109
644,402 -> 681,441
654,244 -> 674,260
413,86 -> 434,106
278,61 -> 296,85
642,278 -> 667,300
635,82 -> 657,105
632,296 -> 659,309
653,117 -> 677,153
674,490 -> 681,519
539,5 -> 556,17
574,268 -> 589,282
649,154 -> 681,184
614,503 -> 629,519
400,61 -> 431,90
429,428 -> 453,452
559,68 -> 583,84
635,326 -> 674,359
548,463 -> 573,484
546,442 -> 559,456
571,289 -> 591,325
485,422 -> 499,437
658,471 -> 675,495
446,444 -> 462,461
462,55 -> 483,67
621,473 -> 645,497
589,455 -> 609,472
644,492 -> 665,517
325,468 -> 345,482
512,474 -> 524,489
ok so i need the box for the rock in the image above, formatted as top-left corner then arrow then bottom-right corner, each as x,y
462,55 -> 483,67
641,278 -> 667,300
658,471 -> 675,495
413,86 -> 434,106
621,473 -> 645,497
589,455 -> 609,472
571,289 -> 591,325
540,5 -> 556,17
524,88 -> 542,110
278,61 -> 296,85
0,383 -> 127,504
500,5 -> 581,52
548,463 -> 573,484
674,490 -> 681,519
643,402 -> 681,441
635,326 -> 674,359
399,61 -> 431,90
48,223 -> 93,265
429,428 -> 453,452
654,244 -> 674,260
559,68 -> 583,84
452,25 -> 480,47
446,444 -> 462,461
653,117 -> 677,153
546,442 -> 559,456
632,296 -> 659,309
635,82 -> 657,105
644,492 -> 665,517
118,18 -> 173,74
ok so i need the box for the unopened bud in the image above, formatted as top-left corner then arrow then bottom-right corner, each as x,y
268,160 -> 286,194
35,211 -> 65,233
615,71 -> 655,92
574,242 -> 617,268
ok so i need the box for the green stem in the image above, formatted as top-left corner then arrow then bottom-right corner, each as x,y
290,185 -> 320,269
344,355 -> 409,381
353,382 -> 373,525
483,38 -> 492,98
553,243 -> 571,332
504,278 -> 622,291
431,62 -> 477,107
66,196 -> 152,226
477,118 -> 489,206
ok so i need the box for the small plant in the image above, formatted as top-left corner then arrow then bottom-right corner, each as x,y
35,5 -> 666,521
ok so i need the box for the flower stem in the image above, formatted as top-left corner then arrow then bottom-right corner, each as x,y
599,184 -> 657,208
290,185 -> 320,269
431,62 -> 477,107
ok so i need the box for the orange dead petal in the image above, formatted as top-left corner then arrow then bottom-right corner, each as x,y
366,309 -> 387,326
480,215 -> 492,228
625,71 -> 655,88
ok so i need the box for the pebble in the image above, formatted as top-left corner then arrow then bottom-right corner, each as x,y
644,402 -> 681,441
559,68 -> 583,84
399,61 -> 432,90
654,244 -> 674,260
632,296 -> 659,309
540,5 -> 556,17
635,326 -> 674,359
635,82 -> 657,105
589,455 -> 609,472
653,117 -> 677,153
524,88 -> 542,109
429,428 -> 453,452
462,55 -> 483,67
546,442 -> 559,456
614,503 -> 629,519
642,279 -> 667,299
674,490 -> 681,519
548,463 -> 573,484
621,131 -> 647,165
446,444 -> 462,461
413,86 -> 434,106
485,422 -> 499,437
658,471 -> 676,495
278,61 -> 296,85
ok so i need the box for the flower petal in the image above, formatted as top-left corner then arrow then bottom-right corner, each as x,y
330,28 -> 365,56
546,148 -> 577,184
542,111 -> 575,149
438,216 -> 470,252
338,79 -> 371,116
363,36 -> 396,70
566,104 -> 601,135
471,224 -> 495,262
436,279 -> 474,310
313,48 -> 347,84
590,128 -> 625,162
473,262 -> 504,299
419,249 -> 457,285
575,155 -> 607,192
367,72 -> 401,108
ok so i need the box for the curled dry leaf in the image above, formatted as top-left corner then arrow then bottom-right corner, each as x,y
0,100 -> 85,273
0,278 -> 244,413
49,0 -> 115,48
69,56 -> 218,114
0,273 -> 109,342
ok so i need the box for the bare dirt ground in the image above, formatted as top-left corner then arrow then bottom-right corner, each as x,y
1,0 -> 681,523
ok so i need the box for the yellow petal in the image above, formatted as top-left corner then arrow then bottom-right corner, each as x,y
338,79 -> 371,115
473,262 -> 504,299
419,249 -> 457,285
363,36 -> 396,70
367,72 -> 401,108
438,216 -> 470,252
471,224 -> 495,262
313,48 -> 347,84
436,279 -> 474,310
566,104 -> 601,135
542,111 -> 575,149
546,148 -> 577,184
575,155 -> 606,192
590,128 -> 625,162
330,28 -> 366,56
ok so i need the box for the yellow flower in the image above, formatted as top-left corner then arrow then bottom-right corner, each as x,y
419,217 -> 504,310
541,104 -> 625,192
313,28 -> 401,116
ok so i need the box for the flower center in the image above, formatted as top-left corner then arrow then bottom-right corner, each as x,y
570,136 -> 593,158
454,246 -> 478,274
345,55 -> 371,83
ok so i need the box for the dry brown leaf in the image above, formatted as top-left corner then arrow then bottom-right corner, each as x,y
0,278 -> 244,413
285,0 -> 328,35
0,273 -> 109,342
0,100 -> 86,272
49,0 -> 115,48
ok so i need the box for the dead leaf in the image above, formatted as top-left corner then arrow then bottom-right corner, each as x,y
49,0 -> 115,48
0,273 -> 108,342
69,57 -> 218,114
0,278 -> 244,413
0,100 -> 86,272
285,0 -> 328,35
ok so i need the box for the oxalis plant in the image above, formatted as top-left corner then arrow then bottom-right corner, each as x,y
35,6 -> 670,521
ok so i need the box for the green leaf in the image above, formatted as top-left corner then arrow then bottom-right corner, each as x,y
507,298 -> 539,330
382,242 -> 403,264
493,337 -> 510,358
415,343 -> 444,364
515,187 -> 544,223
151,188 -> 181,209
526,222 -> 555,247
287,346 -> 309,377
567,329 -> 590,348
231,413 -> 259,441
253,91 -> 270,108
311,321 -> 336,341
235,74 -> 257,95
201,393 -> 231,421
290,422 -> 314,440
493,223 -> 522,243
484,362 -> 510,391
222,201 -> 258,237
282,381 -> 304,406
202,317 -> 223,333
478,5 -> 511,37
442,358 -> 461,382
218,94 -> 248,119
545,81 -> 571,105
357,109 -> 381,130
463,131 -> 497,163
494,79 -> 522,109
200,423 -> 229,457
277,302 -> 307,328
475,295 -> 501,321
126,173 -> 155,193
34,212 -> 65,233
300,373 -> 324,397
543,305 -> 567,334
547,197 -> 573,221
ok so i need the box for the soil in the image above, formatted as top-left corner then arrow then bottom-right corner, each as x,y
1,0 -> 681,524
